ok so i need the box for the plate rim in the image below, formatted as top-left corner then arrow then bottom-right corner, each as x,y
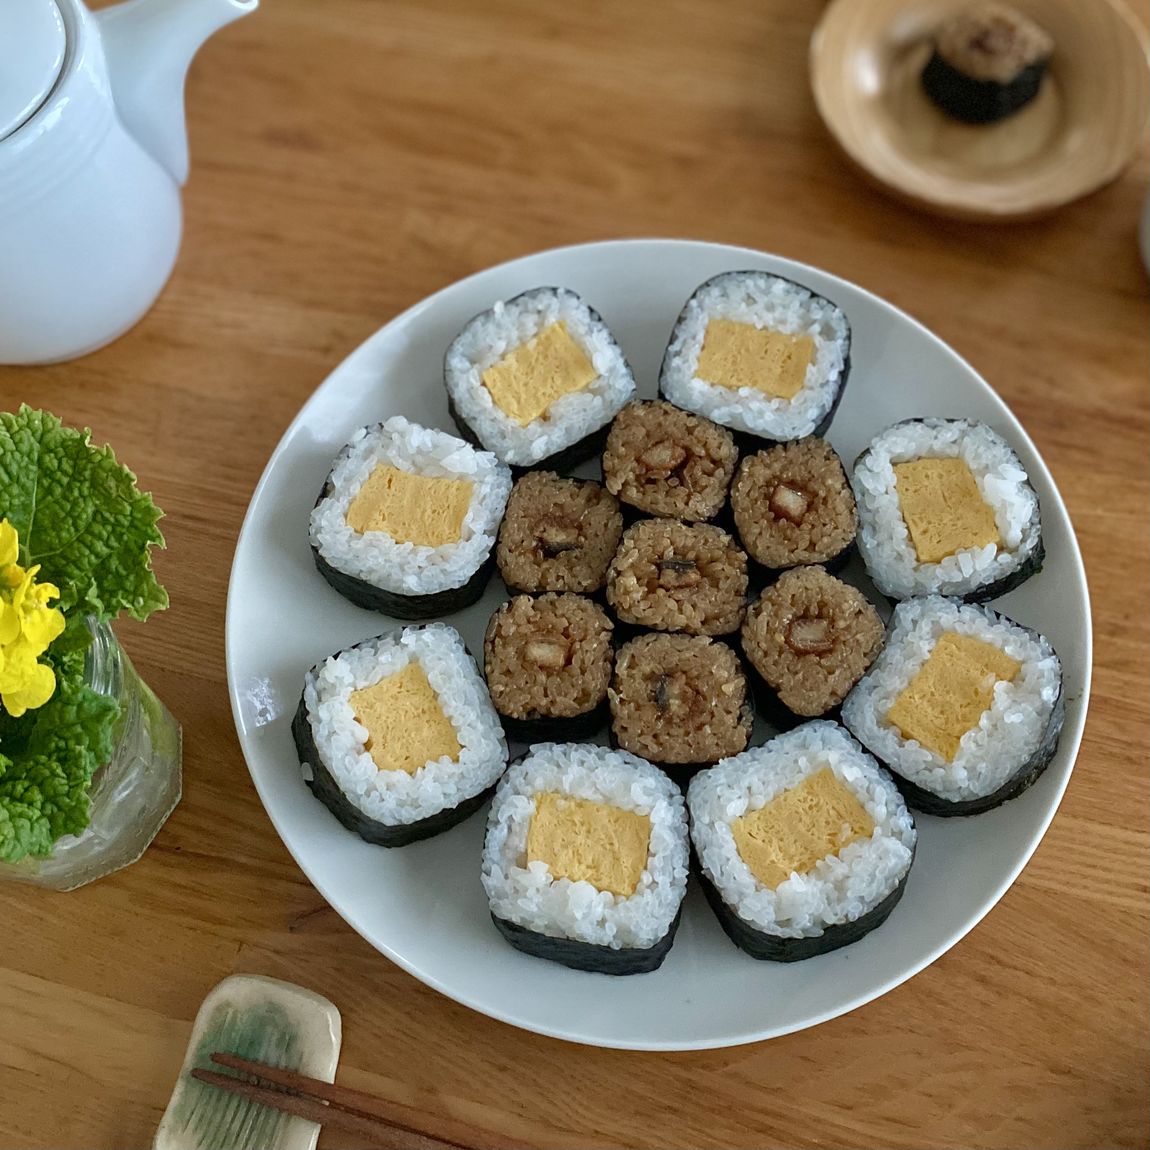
225,237 -> 1093,1050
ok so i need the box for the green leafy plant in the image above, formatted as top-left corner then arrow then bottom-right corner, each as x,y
0,407 -> 167,863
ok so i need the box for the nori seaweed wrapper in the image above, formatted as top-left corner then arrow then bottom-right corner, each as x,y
496,698 -> 610,745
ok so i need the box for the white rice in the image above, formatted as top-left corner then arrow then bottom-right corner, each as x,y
302,624 -> 507,826
688,722 -> 915,939
444,287 -> 636,467
659,271 -> 850,440
841,597 -> 1061,803
309,417 -> 511,595
481,743 -> 689,950
853,418 -> 1041,600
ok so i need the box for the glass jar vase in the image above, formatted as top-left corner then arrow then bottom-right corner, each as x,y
0,619 -> 182,890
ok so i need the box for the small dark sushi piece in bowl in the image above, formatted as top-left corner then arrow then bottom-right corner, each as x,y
602,400 -> 738,522
292,624 -> 508,847
496,471 -> 623,595
659,270 -> 851,444
309,417 -> 511,619
688,721 -> 917,962
922,2 -> 1054,125
444,286 -> 636,471
484,593 -> 614,742
741,566 -> 885,726
481,743 -> 689,975
842,596 -> 1064,816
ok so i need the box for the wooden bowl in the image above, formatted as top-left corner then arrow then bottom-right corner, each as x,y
811,0 -> 1150,221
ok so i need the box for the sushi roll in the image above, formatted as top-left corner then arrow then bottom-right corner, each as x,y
853,418 -> 1043,603
606,520 -> 748,637
688,721 -> 916,962
842,596 -> 1064,816
610,634 -> 753,769
309,417 -> 511,619
444,287 -> 636,469
482,743 -> 690,975
659,271 -> 851,442
602,400 -> 737,522
741,567 -> 885,722
731,437 -> 857,571
496,471 -> 623,595
922,3 -> 1053,125
484,593 -> 614,741
292,624 -> 508,847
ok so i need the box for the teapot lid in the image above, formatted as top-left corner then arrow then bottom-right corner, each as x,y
0,0 -> 67,142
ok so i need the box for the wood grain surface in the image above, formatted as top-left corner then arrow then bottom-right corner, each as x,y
1,1 -> 1146,1147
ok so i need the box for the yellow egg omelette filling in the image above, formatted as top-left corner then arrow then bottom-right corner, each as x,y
525,792 -> 651,897
732,768 -> 875,890
695,319 -> 815,400
893,457 -> 1000,565
481,322 -> 599,427
345,464 -> 473,547
349,662 -> 461,775
886,632 -> 1022,762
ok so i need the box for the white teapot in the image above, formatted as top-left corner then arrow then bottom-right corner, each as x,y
0,0 -> 257,365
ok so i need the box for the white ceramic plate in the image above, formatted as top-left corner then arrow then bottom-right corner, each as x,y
226,240 -> 1091,1051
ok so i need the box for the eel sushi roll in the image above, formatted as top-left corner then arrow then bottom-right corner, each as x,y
444,287 -> 636,469
606,520 -> 748,637
602,400 -> 737,522
688,721 -> 916,962
482,743 -> 690,975
659,271 -> 851,443
741,567 -> 885,723
292,624 -> 508,847
496,471 -> 623,594
853,418 -> 1043,603
309,417 -> 511,618
842,596 -> 1064,816
484,593 -> 614,741
610,634 -> 753,770
922,3 -> 1053,125
731,437 -> 857,571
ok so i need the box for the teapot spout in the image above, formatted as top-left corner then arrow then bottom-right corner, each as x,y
96,0 -> 257,186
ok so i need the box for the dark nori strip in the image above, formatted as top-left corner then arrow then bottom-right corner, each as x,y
291,695 -> 495,847
491,908 -> 682,975
921,51 -> 1046,125
698,863 -> 911,962
495,698 -> 610,744
311,543 -> 496,619
658,270 -> 852,444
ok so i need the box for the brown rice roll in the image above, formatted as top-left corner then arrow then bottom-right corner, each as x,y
496,472 -> 623,594
602,400 -> 738,522
484,593 -> 614,740
610,634 -> 753,767
606,520 -> 748,636
741,567 -> 884,720
731,438 -> 857,570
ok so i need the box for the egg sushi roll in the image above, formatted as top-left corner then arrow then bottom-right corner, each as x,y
496,471 -> 623,595
660,271 -> 851,443
445,287 -> 636,469
853,418 -> 1043,603
482,743 -> 689,975
602,400 -> 738,522
606,520 -> 748,637
731,437 -> 857,571
610,634 -> 753,770
741,567 -> 885,723
689,721 -> 916,962
292,624 -> 508,847
484,593 -> 614,741
842,597 -> 1064,816
309,417 -> 511,619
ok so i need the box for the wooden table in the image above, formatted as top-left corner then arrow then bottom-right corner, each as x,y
2,2 -> 1147,1147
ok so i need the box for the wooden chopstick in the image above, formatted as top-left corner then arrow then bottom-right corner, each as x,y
191,1053 -> 529,1150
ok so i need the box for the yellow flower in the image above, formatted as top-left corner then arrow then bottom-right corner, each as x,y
0,519 -> 65,718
